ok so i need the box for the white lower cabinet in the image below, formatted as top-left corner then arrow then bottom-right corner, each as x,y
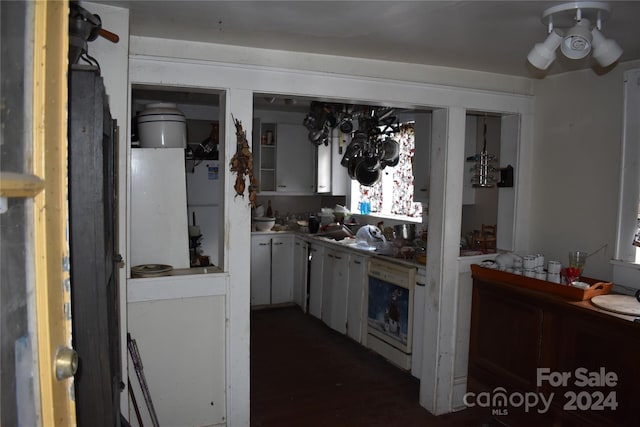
128,294 -> 226,426
305,241 -> 370,338
293,238 -> 309,311
271,236 -> 294,303
322,249 -> 349,334
250,234 -> 293,306
250,235 -> 271,306
346,254 -> 368,343
308,243 -> 325,319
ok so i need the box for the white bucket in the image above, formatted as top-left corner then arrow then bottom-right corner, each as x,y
137,103 -> 187,148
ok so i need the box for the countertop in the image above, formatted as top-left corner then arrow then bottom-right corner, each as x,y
569,299 -> 640,323
251,229 -> 492,269
253,229 -> 424,266
471,264 -> 640,324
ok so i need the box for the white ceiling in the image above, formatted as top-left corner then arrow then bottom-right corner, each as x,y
92,1 -> 640,77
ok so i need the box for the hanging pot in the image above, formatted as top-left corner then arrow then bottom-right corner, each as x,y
339,118 -> 353,134
355,159 -> 380,186
382,157 -> 400,168
341,139 -> 363,167
382,137 -> 399,160
381,137 -> 400,167
347,156 -> 361,179
362,151 -> 380,172
308,129 -> 326,146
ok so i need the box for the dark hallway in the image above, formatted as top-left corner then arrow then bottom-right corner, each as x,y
250,306 -> 499,427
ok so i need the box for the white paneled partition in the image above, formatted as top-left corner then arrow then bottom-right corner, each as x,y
128,38 -> 534,420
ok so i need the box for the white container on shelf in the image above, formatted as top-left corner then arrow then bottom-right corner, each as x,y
137,102 -> 187,148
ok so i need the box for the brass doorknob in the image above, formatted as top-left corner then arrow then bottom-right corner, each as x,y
54,347 -> 78,380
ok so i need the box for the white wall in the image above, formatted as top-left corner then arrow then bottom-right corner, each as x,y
530,60 -> 640,281
130,37 -> 533,96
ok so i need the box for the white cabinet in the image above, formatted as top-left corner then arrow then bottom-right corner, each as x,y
250,235 -> 272,306
308,243 -> 325,319
253,121 -> 277,192
321,250 -> 334,324
412,269 -> 426,379
316,132 -> 350,195
250,234 -> 294,306
271,235 -> 294,304
275,123 -> 315,194
322,249 -> 349,334
331,132 -> 350,196
413,113 -> 432,204
293,238 -> 309,311
252,119 -> 314,194
346,254 -> 368,343
316,140 -> 331,193
128,294 -> 226,426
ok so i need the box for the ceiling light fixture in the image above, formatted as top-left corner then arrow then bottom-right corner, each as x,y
527,2 -> 623,70
561,18 -> 593,59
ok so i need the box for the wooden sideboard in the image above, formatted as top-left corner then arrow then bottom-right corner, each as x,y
468,265 -> 640,427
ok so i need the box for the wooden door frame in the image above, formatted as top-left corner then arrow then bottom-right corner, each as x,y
32,0 -> 76,424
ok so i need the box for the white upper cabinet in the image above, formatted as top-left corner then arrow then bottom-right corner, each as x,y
330,131 -> 350,196
316,139 -> 331,194
275,123 -> 315,194
253,110 -> 315,195
316,131 -> 349,196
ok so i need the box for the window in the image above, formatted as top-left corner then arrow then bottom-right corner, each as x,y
635,202 -> 640,263
351,122 -> 423,221
615,69 -> 640,263
613,68 -> 640,290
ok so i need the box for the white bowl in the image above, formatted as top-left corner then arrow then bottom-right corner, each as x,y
253,217 -> 275,232
137,103 -> 187,148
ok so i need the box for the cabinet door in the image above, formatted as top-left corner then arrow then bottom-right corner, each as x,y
316,141 -> 331,193
308,244 -> 325,319
250,236 -> 272,306
271,235 -> 294,304
347,254 -> 368,342
276,123 -> 315,194
468,281 -> 543,392
330,132 -> 349,196
317,132 -> 349,196
329,250 -> 350,334
321,250 -> 336,326
293,239 -> 309,310
128,296 -> 226,426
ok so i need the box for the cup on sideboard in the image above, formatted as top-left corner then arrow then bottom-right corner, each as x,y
568,251 -> 588,283
547,260 -> 562,274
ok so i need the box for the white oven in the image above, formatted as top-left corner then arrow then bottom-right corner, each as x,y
366,258 -> 416,370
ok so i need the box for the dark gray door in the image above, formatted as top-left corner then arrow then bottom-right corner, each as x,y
68,65 -> 121,427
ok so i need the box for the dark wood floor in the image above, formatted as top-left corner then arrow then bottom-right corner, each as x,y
250,306 -> 502,427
